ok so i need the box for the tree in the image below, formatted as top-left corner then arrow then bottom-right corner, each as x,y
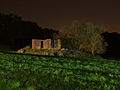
60,21 -> 107,55
0,13 -> 58,49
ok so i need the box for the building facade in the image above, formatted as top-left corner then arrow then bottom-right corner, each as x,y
32,39 -> 61,49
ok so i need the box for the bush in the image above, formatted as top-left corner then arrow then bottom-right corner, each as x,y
17,46 -> 31,53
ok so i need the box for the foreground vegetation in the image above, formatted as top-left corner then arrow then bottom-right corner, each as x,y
0,53 -> 120,89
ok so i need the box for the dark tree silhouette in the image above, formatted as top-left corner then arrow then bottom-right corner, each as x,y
0,13 -> 58,50
102,32 -> 120,59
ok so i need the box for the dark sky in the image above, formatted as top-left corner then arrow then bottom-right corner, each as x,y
0,0 -> 120,32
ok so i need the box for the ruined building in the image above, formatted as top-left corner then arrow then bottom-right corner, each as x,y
32,39 -> 61,49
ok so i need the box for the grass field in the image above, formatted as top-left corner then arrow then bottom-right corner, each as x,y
0,53 -> 120,90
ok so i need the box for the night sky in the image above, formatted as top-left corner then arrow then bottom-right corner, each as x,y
0,0 -> 120,33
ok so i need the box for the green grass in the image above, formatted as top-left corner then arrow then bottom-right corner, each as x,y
0,79 -> 35,90
0,53 -> 120,89
0,45 -> 13,51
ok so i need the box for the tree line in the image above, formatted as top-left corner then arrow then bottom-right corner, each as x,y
60,20 -> 120,59
0,13 -> 120,58
0,13 -> 58,49
60,21 -> 107,55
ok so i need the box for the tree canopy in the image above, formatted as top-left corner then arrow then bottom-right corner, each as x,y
0,13 -> 58,49
60,21 -> 107,54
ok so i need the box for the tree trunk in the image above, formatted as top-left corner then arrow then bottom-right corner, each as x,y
91,50 -> 95,55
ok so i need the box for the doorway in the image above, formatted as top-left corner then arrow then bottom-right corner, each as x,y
41,41 -> 43,48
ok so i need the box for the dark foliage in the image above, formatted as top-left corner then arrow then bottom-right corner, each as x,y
0,13 -> 58,50
102,32 -> 120,59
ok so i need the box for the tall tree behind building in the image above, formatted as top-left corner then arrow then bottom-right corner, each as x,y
60,21 -> 107,55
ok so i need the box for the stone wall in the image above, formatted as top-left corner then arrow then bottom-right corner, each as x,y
43,39 -> 51,48
57,39 -> 61,49
32,39 -> 41,49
